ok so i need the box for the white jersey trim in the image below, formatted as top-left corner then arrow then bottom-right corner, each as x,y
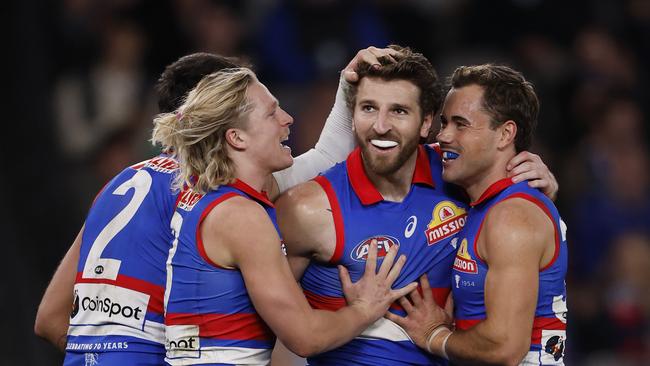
165,346 -> 271,365
67,320 -> 165,344
356,317 -> 412,342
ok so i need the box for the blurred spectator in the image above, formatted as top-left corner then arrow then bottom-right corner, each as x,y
566,95 -> 650,278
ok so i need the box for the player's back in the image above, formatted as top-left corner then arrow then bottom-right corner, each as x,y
64,155 -> 179,365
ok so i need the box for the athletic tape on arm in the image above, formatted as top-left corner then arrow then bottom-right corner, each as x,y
272,76 -> 354,193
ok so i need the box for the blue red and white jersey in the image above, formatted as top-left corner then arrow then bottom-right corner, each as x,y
66,155 -> 179,359
164,180 -> 278,366
301,146 -> 468,366
451,179 -> 568,365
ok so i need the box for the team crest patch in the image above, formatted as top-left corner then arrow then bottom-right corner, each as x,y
425,201 -> 467,245
177,189 -> 204,211
453,239 -> 478,274
350,235 -> 399,262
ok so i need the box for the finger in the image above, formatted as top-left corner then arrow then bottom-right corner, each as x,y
444,293 -> 454,316
506,151 -> 537,171
377,242 -> 399,278
391,282 -> 419,301
385,311 -> 406,326
511,170 -> 543,184
385,254 -> 406,285
365,239 -> 378,274
338,265 -> 353,292
506,161 -> 533,179
530,179 -> 558,200
342,69 -> 359,83
399,296 -> 414,313
420,275 -> 434,304
409,285 -> 424,307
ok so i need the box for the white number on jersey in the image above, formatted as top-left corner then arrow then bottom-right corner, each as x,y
82,169 -> 153,280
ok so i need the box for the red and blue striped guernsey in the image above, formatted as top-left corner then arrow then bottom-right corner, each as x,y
65,154 -> 179,365
164,180 -> 277,365
452,179 -> 568,365
301,145 -> 468,366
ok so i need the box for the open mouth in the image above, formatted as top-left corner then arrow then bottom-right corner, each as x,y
280,135 -> 290,149
370,139 -> 398,150
442,150 -> 460,162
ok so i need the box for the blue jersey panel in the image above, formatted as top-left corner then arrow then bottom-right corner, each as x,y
67,155 -> 179,358
302,146 -> 466,366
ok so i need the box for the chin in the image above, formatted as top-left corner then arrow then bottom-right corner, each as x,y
275,156 -> 294,172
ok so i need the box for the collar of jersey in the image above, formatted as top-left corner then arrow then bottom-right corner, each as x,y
346,145 -> 435,205
229,179 -> 274,207
470,177 -> 515,207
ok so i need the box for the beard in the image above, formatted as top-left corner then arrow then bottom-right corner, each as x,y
357,132 -> 420,176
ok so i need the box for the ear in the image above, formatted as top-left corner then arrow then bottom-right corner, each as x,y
498,120 -> 517,150
419,113 -> 433,139
225,128 -> 248,150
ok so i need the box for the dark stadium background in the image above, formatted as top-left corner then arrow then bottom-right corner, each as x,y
5,0 -> 649,364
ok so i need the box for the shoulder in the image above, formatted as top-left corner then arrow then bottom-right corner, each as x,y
205,194 -> 268,225
275,180 -> 330,215
481,197 -> 554,262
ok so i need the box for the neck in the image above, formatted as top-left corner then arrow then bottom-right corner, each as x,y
232,159 -> 270,193
464,153 -> 512,203
364,152 -> 418,203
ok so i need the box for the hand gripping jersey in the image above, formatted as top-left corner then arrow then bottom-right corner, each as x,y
301,146 -> 468,366
452,179 -> 568,365
164,180 -> 277,366
65,155 -> 179,364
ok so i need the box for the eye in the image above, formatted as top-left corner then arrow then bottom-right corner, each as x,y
361,104 -> 375,113
394,108 -> 407,115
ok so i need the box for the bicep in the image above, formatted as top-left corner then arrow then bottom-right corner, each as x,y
209,200 -> 313,340
275,182 -> 336,279
481,200 -> 551,339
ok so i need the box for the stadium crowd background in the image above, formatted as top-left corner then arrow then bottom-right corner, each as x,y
4,0 -> 649,365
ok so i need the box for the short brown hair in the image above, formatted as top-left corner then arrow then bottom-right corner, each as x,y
345,45 -> 443,118
450,64 -> 539,152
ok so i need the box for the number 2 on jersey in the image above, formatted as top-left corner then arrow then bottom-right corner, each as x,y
82,170 -> 153,280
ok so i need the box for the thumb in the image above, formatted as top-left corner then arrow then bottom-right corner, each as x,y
338,265 -> 353,290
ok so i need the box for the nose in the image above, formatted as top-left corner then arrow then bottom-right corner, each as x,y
278,107 -> 294,126
436,124 -> 452,144
373,111 -> 391,135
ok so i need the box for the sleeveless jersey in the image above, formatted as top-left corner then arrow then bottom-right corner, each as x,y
164,180 -> 278,366
65,155 -> 179,362
301,146 -> 468,366
451,179 -> 568,365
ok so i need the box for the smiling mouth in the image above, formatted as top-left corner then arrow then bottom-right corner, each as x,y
280,135 -> 289,148
370,139 -> 398,149
442,151 -> 460,162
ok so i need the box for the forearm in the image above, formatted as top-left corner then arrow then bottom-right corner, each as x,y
281,305 -> 371,357
34,227 -> 82,351
433,323 -> 528,366
271,76 -> 353,195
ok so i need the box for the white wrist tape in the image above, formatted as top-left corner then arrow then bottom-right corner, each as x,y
441,331 -> 452,360
272,76 -> 354,193
426,326 -> 450,354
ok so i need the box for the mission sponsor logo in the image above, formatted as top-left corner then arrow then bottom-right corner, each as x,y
177,189 -> 204,211
453,239 -> 478,274
425,201 -> 467,245
350,235 -> 400,262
